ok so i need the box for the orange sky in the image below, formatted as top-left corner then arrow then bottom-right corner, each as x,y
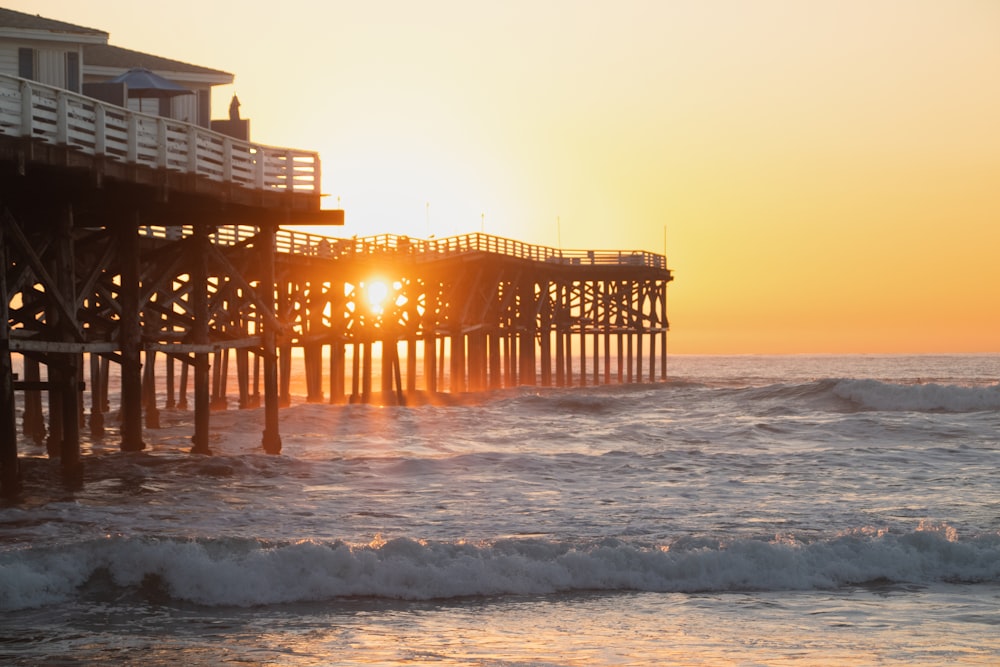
11,0 -> 1000,354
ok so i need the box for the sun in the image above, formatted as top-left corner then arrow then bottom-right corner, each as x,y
363,280 -> 390,314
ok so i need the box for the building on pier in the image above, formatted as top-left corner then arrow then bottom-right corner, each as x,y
1,8 -> 233,126
0,8 -> 671,498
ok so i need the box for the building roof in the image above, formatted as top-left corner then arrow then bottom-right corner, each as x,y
0,7 -> 107,39
0,8 -> 232,86
85,43 -> 233,85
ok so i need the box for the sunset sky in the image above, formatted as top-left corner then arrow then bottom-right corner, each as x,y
10,0 -> 1000,354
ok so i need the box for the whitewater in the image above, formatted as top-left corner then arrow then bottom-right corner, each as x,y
1,354 -> 998,665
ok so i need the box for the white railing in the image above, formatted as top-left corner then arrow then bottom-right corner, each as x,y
0,73 -> 320,195
138,226 -> 668,270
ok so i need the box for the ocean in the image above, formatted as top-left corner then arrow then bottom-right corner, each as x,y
1,354 -> 999,665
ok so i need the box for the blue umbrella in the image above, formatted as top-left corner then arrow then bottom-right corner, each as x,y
105,67 -> 192,111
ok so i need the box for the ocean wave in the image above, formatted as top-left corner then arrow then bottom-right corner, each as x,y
731,378 -> 1000,414
830,379 -> 1000,413
737,378 -> 845,404
2,525 -> 998,610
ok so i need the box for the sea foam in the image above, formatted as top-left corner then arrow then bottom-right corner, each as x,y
2,526 -> 998,611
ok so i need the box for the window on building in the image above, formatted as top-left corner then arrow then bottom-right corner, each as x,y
18,47 -> 35,80
198,89 -> 211,128
66,52 -> 80,92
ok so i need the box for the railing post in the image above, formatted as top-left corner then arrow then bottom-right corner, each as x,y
56,91 -> 68,144
254,148 -> 265,190
19,80 -> 33,137
94,104 -> 106,155
187,124 -> 199,173
157,118 -> 168,168
127,115 -> 138,163
285,150 -> 294,191
223,138 -> 233,182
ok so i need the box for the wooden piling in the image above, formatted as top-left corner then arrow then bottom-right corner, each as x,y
117,215 -> 145,452
165,353 -> 176,409
0,223 -> 20,497
380,339 -> 393,399
330,341 -> 345,404
22,356 -> 45,443
178,360 -> 189,410
636,326 -> 644,383
424,334 -> 437,394
361,341 -> 372,403
143,349 -> 160,428
190,226 -> 211,455
210,349 -> 227,410
236,348 -> 250,408
89,353 -> 105,439
406,338 -> 417,395
55,205 -> 81,483
260,222 -> 282,455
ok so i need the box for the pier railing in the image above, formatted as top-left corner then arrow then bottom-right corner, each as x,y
139,225 -> 667,269
0,73 -> 319,195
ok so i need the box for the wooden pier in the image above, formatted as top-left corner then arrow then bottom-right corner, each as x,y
0,71 -> 672,497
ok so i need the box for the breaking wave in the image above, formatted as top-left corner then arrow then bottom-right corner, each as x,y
732,378 -> 1000,414
3,525 -> 998,611
830,379 -> 1000,413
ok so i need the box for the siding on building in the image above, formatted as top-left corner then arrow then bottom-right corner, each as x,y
0,40 -> 84,90
1,9 -> 233,128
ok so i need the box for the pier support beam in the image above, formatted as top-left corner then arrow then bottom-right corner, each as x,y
22,356 -> 45,443
118,216 -> 145,452
361,341 -> 373,403
89,353 -> 105,439
211,349 -> 229,410
304,343 -> 323,403
260,223 -> 282,454
540,281 -> 553,388
350,341 -> 360,402
661,285 -> 669,379
55,205 -> 81,484
0,338 -> 17,497
406,338 -> 417,395
488,331 -> 501,390
190,226 -> 211,455
165,353 -> 176,409
237,349 -> 250,408
143,350 -> 160,428
0,224 -> 20,497
518,281 -> 537,386
329,342 -> 345,404
19,289 -> 45,442
380,339 -> 393,398
424,334 -> 437,394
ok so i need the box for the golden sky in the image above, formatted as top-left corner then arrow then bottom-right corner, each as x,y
12,0 -> 1000,354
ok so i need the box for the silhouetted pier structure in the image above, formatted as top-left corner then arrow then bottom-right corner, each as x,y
0,71 -> 672,497
266,230 -> 672,404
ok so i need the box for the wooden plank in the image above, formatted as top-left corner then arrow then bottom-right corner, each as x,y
147,337 -> 262,354
7,339 -> 119,354
13,380 -> 86,392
